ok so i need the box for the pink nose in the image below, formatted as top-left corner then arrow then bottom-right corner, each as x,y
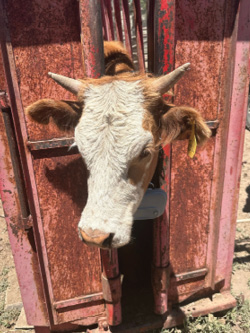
80,228 -> 113,248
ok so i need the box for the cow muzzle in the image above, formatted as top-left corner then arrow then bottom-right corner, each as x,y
79,228 -> 114,248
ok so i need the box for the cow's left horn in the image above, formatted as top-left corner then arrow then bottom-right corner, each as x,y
48,72 -> 81,95
152,63 -> 190,94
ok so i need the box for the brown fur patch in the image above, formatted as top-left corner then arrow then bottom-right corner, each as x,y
140,79 -> 211,147
104,41 -> 129,57
160,106 -> 212,145
103,41 -> 135,75
26,99 -> 82,131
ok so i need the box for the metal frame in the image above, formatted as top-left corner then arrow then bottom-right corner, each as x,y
0,0 -> 250,332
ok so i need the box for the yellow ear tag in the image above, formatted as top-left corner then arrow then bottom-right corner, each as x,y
188,120 -> 197,158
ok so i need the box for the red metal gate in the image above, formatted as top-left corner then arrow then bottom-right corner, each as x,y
0,0 -> 250,332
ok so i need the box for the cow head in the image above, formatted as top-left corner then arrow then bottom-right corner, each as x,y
26,46 -> 211,248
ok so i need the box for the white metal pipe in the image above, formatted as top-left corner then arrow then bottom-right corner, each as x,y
237,218 -> 250,223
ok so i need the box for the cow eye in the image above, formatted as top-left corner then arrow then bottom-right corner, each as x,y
139,148 -> 151,159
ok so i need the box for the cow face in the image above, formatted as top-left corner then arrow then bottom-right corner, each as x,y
26,67 -> 211,248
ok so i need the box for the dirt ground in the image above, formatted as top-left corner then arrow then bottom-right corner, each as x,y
0,129 -> 250,333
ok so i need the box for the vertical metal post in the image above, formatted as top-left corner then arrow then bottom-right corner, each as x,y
215,0 -> 250,289
133,0 -> 145,72
101,0 -> 115,41
79,0 -> 105,78
101,250 -> 122,326
114,0 -> 123,42
121,0 -> 133,57
147,0 -> 155,73
151,0 -> 175,315
78,0 -> 122,326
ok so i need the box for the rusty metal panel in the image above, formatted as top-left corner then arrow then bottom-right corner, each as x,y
174,0 -> 228,120
1,0 -> 249,330
1,0 -> 105,326
168,0 -> 236,303
170,138 -> 215,274
205,1 -> 240,291
0,107 -> 49,326
5,0 -> 84,142
32,153 -> 102,301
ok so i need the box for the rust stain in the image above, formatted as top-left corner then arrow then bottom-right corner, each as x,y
5,0 -> 84,142
33,153 -> 102,301
175,0 -> 229,120
170,138 -> 215,274
0,52 -> 8,91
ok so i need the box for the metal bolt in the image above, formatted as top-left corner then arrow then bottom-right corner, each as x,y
153,210 -> 158,216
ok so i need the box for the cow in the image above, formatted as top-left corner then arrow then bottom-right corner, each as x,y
26,41 -> 211,249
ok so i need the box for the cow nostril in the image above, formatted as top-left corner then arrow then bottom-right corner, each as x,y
102,233 -> 114,248
79,228 -> 114,248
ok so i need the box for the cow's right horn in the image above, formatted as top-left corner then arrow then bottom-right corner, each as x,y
48,72 -> 81,95
152,63 -> 190,95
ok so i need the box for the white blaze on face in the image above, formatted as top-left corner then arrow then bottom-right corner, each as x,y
75,80 -> 154,247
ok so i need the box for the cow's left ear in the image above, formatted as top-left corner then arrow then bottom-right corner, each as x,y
26,99 -> 82,131
160,106 -> 211,146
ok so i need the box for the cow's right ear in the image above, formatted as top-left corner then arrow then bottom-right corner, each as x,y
26,99 -> 82,131
160,105 -> 211,146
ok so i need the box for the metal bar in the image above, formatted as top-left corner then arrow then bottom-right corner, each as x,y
152,0 -> 175,315
114,0 -> 123,42
101,275 -> 121,303
102,0 -> 115,41
79,0 -> 105,78
79,0 -> 122,326
53,292 -> 103,310
152,212 -> 170,314
147,0 -> 155,73
27,138 -> 74,151
121,0 -> 133,57
101,1 -> 109,41
133,0 -> 145,71
26,120 -> 218,152
101,250 -> 122,326
174,268 -> 208,282
154,0 -> 175,75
